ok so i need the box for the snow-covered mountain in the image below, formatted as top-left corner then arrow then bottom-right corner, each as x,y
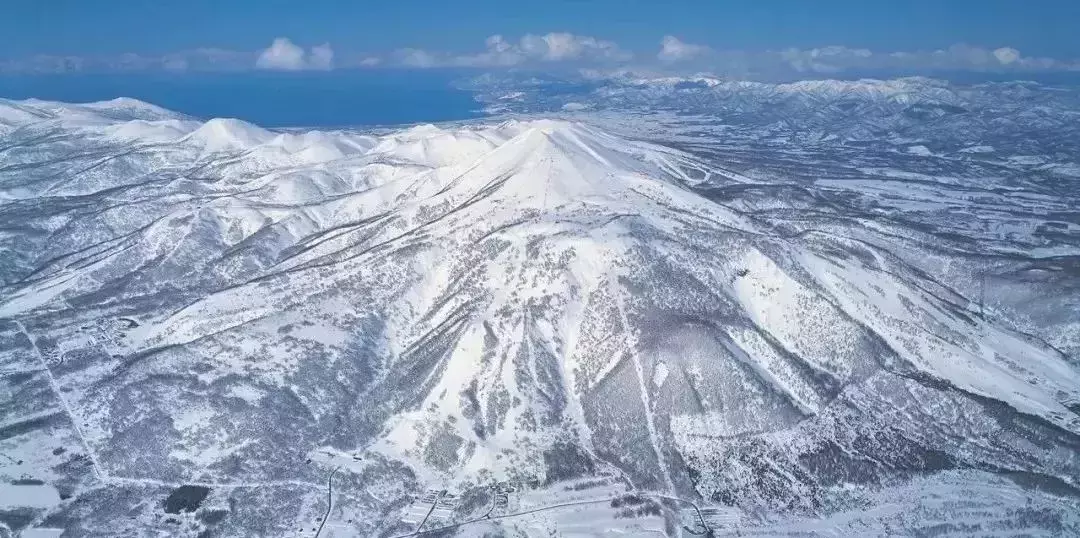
1,94 -> 1079,537
472,74 -> 1080,156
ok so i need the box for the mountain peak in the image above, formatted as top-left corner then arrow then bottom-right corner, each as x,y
183,117 -> 275,152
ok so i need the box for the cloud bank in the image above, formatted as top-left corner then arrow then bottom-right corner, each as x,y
391,32 -> 631,69
2,33 -> 1078,78
772,44 -> 1063,74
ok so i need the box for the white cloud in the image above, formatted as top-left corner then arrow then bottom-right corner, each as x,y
519,32 -> 630,61
769,44 -> 1075,75
780,46 -> 874,73
0,48 -> 254,74
388,34 -> 1066,75
486,35 -> 514,54
392,32 -> 630,69
658,36 -> 711,62
256,38 -> 304,70
449,35 -> 526,67
993,47 -> 1021,65
255,38 -> 334,71
309,43 -> 334,70
399,48 -> 439,68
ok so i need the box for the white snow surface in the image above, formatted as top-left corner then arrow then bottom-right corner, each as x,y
1,99 -> 1077,435
2,96 -> 1079,536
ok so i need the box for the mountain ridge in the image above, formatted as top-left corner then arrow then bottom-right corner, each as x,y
1,96 -> 1079,536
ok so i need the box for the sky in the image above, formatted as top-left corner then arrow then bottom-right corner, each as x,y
3,0 -> 1079,57
2,0 -> 1079,76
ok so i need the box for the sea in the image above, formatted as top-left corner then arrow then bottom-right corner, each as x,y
0,70 -> 484,128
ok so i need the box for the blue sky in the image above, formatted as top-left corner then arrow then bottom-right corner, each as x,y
2,0 -> 1079,75
3,0 -> 1080,57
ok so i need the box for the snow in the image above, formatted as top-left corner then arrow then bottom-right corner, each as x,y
1008,155 -> 1045,165
732,247 -> 862,380
651,362 -> 669,388
19,530 -> 65,538
183,117 -> 275,152
103,118 -> 198,143
3,94 -> 1080,535
803,249 -> 1080,433
906,144 -> 933,156
79,97 -> 180,119
0,482 -> 61,509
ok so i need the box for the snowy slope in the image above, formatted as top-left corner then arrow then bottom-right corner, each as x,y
1,96 -> 1078,537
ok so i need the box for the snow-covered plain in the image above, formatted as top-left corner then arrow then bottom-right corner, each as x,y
1,78 -> 1079,537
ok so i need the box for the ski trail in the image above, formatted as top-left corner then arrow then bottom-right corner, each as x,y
12,319 -> 105,480
609,280 -> 673,493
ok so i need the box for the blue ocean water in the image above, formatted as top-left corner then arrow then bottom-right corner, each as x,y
0,70 -> 484,128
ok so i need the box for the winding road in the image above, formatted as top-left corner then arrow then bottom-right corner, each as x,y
313,467 -> 341,538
